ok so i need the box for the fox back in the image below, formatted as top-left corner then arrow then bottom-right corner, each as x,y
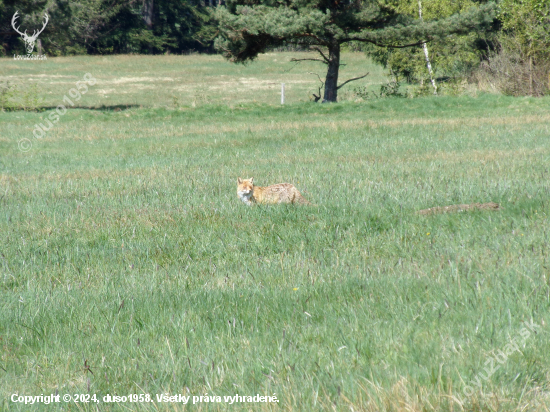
237,178 -> 311,206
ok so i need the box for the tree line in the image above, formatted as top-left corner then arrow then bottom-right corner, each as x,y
1,0 -> 549,100
0,0 -> 217,55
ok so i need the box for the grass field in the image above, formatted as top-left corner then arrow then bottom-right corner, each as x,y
1,52 -> 388,108
1,53 -> 550,411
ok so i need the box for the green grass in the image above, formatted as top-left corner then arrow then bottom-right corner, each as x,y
1,54 -> 550,411
1,52 -> 388,108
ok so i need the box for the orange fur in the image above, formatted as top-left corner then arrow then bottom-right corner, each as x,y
237,177 -> 312,206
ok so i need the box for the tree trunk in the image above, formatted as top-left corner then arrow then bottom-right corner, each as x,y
418,0 -> 437,95
529,55 -> 533,96
143,0 -> 154,53
323,41 -> 340,102
422,42 -> 437,95
143,0 -> 154,29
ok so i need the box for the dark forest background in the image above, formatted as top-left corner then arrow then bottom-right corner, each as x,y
1,0 -> 217,55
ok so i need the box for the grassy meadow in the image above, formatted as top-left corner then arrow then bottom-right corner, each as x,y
1,52 -> 389,108
1,53 -> 550,411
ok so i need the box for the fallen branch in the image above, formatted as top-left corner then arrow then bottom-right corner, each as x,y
290,58 -> 326,64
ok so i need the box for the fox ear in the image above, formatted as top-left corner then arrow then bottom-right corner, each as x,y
238,178 -> 242,184
250,177 -> 254,184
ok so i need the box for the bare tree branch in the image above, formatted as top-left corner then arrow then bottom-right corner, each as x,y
308,72 -> 324,102
283,60 -> 301,73
341,38 -> 431,49
311,46 -> 330,63
337,72 -> 369,90
290,57 -> 327,64
308,71 -> 324,84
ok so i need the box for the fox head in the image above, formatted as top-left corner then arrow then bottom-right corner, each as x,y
237,177 -> 254,205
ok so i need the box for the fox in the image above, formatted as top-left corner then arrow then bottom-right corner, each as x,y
237,177 -> 312,206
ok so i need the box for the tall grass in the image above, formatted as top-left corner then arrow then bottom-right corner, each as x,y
0,54 -> 549,411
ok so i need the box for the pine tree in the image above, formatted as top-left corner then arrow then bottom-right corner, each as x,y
215,0 -> 496,102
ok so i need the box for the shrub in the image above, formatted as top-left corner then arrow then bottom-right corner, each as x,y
0,82 -> 43,111
475,37 -> 550,97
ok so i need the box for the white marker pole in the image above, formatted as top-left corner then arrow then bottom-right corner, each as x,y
281,83 -> 285,104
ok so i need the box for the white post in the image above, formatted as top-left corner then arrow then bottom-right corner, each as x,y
281,83 -> 285,104
418,0 -> 437,95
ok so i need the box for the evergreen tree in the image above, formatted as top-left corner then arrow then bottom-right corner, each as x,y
215,0 -> 497,101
